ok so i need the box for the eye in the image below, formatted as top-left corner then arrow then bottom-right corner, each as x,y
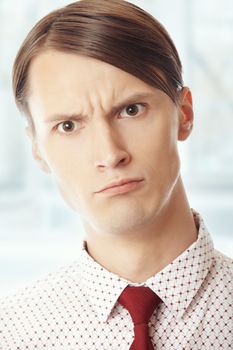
57,120 -> 81,134
120,103 -> 145,118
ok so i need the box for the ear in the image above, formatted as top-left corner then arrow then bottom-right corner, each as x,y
178,87 -> 194,141
25,126 -> 51,174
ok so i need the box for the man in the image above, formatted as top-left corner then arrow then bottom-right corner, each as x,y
1,0 -> 232,349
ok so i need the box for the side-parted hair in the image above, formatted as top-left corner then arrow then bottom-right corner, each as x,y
12,0 -> 183,132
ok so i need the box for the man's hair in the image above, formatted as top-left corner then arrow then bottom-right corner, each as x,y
12,0 -> 183,132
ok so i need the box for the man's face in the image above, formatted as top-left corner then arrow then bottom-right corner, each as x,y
27,50 -> 191,236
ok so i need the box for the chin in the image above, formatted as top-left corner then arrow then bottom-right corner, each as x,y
86,200 -> 162,236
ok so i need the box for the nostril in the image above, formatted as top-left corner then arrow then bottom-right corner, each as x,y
95,150 -> 131,169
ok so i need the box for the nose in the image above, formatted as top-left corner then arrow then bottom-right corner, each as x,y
92,120 -> 131,169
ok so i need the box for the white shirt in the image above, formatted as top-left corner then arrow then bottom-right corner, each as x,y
0,210 -> 232,349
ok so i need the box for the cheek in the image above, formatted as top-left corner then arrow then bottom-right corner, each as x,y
139,117 -> 178,158
138,119 -> 180,182
40,137 -> 85,183
45,143 -> 91,213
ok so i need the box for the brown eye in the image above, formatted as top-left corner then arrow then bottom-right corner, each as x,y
126,104 -> 139,115
62,121 -> 75,132
57,120 -> 80,134
120,103 -> 145,118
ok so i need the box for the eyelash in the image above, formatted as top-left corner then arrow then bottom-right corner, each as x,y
55,102 -> 146,135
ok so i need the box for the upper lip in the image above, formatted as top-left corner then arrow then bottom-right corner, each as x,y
96,178 -> 144,193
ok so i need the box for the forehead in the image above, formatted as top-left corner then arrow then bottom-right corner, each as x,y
27,50 -> 164,121
29,50 -> 154,95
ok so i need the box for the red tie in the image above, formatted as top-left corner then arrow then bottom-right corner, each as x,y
118,286 -> 160,350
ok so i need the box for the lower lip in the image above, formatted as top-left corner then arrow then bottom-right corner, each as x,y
98,180 -> 144,195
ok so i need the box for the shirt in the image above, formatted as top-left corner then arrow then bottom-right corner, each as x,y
0,209 -> 232,350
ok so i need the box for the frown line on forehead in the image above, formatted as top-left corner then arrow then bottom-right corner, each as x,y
43,91 -> 158,123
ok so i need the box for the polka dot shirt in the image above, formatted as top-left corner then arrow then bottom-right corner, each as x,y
0,209 -> 232,349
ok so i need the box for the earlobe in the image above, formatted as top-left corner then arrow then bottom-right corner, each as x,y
32,143 -> 51,174
25,126 -> 33,140
25,126 -> 51,174
178,87 -> 194,141
32,144 -> 51,174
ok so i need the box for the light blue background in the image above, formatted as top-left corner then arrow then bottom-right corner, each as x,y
0,0 -> 232,297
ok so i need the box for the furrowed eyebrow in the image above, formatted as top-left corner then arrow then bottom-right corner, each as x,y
43,92 -> 154,123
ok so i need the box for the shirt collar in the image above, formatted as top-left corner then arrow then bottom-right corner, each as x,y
76,209 -> 214,322
146,209 -> 215,320
77,242 -> 129,322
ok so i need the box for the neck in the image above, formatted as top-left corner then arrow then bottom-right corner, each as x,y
83,178 -> 198,283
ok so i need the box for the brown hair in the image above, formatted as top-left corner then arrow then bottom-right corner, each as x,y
12,0 -> 183,132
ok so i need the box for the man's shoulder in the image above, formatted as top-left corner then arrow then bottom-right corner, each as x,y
0,259 -> 82,312
0,260 -> 84,347
212,248 -> 233,281
214,249 -> 233,268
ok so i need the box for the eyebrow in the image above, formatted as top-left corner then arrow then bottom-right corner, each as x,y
44,92 -> 155,123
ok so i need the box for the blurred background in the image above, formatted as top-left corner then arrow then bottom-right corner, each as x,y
0,0 -> 233,297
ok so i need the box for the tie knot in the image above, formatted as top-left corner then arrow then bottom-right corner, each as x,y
118,286 -> 160,325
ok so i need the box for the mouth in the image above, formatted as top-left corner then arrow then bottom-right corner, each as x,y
96,178 -> 144,195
